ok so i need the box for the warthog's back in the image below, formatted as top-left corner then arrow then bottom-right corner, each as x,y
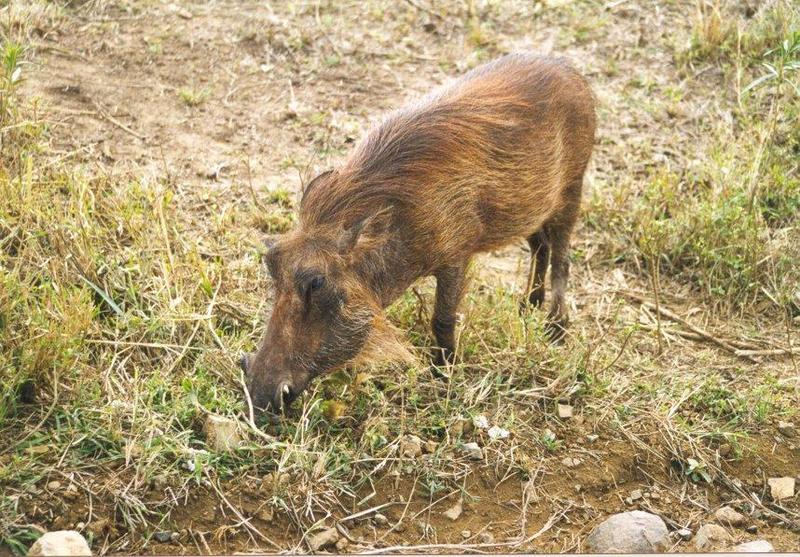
301,53 -> 596,273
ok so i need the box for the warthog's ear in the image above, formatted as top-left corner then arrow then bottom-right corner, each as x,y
301,169 -> 336,205
337,207 -> 393,254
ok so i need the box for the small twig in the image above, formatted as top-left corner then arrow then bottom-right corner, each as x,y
620,291 -> 757,362
733,347 -> 800,357
338,501 -> 400,523
91,100 -> 146,140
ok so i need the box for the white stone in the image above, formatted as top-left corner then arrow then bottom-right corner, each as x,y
695,524 -> 732,550
472,415 -> 489,429
557,403 -> 573,418
308,528 -> 339,551
204,414 -> 242,451
768,477 -> 795,500
714,506 -> 747,527
399,434 -> 423,458
443,499 -> 463,521
462,442 -> 483,460
28,531 -> 91,556
585,511 -> 669,553
734,540 -> 774,552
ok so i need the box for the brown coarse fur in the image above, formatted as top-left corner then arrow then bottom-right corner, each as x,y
243,53 -> 596,413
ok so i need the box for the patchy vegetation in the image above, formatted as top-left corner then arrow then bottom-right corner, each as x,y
1,0 -> 798,555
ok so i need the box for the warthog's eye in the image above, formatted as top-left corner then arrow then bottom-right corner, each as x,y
310,275 -> 326,291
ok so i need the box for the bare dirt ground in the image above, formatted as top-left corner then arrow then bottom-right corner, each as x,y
2,0 -> 799,554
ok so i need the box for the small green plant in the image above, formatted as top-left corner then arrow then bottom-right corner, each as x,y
685,457 -> 712,483
178,87 -> 210,107
742,31 -> 800,96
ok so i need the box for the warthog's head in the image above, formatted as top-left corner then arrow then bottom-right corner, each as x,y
241,173 -> 407,414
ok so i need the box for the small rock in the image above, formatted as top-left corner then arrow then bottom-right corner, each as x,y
745,525 -> 758,534
675,528 -> 692,541
585,511 -> 669,552
204,414 -> 242,452
64,484 -> 79,500
767,477 -> 795,500
719,443 -> 732,457
87,519 -> 109,538
472,415 -> 489,429
557,403 -> 573,418
423,440 -> 439,454
443,500 -> 463,521
777,421 -> 796,438
695,524 -> 732,550
255,507 -> 273,522
561,457 -> 581,468
479,532 -> 495,544
335,537 -> 349,551
586,434 -> 599,443
487,425 -> 510,440
153,531 -> 172,543
308,528 -> 339,552
734,540 -> 774,553
373,513 -> 389,527
450,418 -> 474,437
400,435 -> 423,458
630,489 -> 643,501
27,531 -> 91,556
461,530 -> 471,539
714,506 -> 747,527
461,442 -> 483,460
46,481 -> 61,491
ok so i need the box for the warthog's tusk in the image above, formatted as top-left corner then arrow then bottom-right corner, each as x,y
283,384 -> 290,395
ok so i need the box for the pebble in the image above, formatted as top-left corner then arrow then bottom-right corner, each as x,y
767,477 -> 795,500
255,507 -> 274,522
557,403 -> 573,419
777,421 -> 796,438
561,457 -> 581,468
733,540 -> 774,553
443,499 -> 463,521
675,528 -> 692,541
373,513 -> 389,527
308,528 -> 339,552
27,531 -> 91,556
461,530 -> 471,539
423,440 -> 439,454
450,418 -> 474,438
719,443 -> 732,457
479,532 -> 495,544
694,524 -> 731,550
203,414 -> 242,452
745,525 -> 758,534
46,481 -> 61,491
586,434 -> 599,443
400,435 -> 423,458
153,531 -> 173,543
335,537 -> 349,551
714,506 -> 747,527
472,415 -> 489,429
461,442 -> 483,460
585,511 -> 669,553
630,489 -> 643,501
